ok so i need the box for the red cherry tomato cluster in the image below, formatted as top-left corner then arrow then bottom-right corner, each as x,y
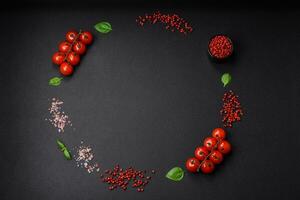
52,30 -> 93,76
186,128 -> 231,174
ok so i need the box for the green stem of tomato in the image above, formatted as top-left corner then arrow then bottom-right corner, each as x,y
63,29 -> 83,63
197,139 -> 221,172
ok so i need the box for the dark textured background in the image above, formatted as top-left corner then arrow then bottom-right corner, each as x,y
1,2 -> 300,200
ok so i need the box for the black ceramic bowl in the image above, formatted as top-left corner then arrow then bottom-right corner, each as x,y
207,35 -> 234,63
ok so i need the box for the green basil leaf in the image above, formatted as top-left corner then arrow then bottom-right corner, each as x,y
56,139 -> 65,151
166,167 -> 184,181
94,22 -> 112,34
49,77 -> 63,86
57,139 -> 71,160
221,73 -> 232,87
63,149 -> 72,160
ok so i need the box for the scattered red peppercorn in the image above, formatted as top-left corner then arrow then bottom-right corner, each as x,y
208,35 -> 233,59
101,164 -> 155,192
220,90 -> 243,127
136,11 -> 193,35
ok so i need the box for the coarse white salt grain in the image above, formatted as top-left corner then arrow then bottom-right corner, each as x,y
74,142 -> 100,174
46,98 -> 72,133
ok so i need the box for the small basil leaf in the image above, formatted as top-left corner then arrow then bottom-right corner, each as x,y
49,77 -> 63,86
166,167 -> 184,181
221,73 -> 232,87
63,149 -> 72,160
94,22 -> 112,34
56,139 -> 65,151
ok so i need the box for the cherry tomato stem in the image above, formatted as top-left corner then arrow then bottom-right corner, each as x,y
52,29 -> 93,76
63,29 -> 83,62
197,139 -> 223,171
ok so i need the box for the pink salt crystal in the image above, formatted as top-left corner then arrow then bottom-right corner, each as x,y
46,98 -> 72,133
74,142 -> 100,174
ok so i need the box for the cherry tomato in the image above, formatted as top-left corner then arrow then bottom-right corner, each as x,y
203,137 -> 218,151
52,52 -> 65,65
73,41 -> 86,55
200,160 -> 215,174
67,52 -> 80,66
209,150 -> 223,164
60,62 -> 73,76
66,30 -> 78,43
185,157 -> 200,173
218,140 -> 231,154
194,146 -> 209,161
212,128 -> 226,141
58,41 -> 72,53
79,31 -> 93,45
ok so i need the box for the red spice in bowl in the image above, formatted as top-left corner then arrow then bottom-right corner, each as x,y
208,35 -> 233,60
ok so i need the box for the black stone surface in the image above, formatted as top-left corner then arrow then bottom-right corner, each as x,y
1,3 -> 300,200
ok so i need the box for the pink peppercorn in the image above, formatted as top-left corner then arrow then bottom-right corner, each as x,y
220,90 -> 243,127
208,35 -> 233,59
136,11 -> 193,35
101,164 -> 155,192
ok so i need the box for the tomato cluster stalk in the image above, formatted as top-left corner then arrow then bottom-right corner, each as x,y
63,30 -> 82,63
52,29 -> 93,76
186,128 -> 231,174
197,139 -> 221,172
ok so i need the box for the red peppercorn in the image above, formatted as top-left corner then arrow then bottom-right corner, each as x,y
101,165 -> 155,192
208,35 -> 233,59
136,11 -> 193,35
220,90 -> 243,127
